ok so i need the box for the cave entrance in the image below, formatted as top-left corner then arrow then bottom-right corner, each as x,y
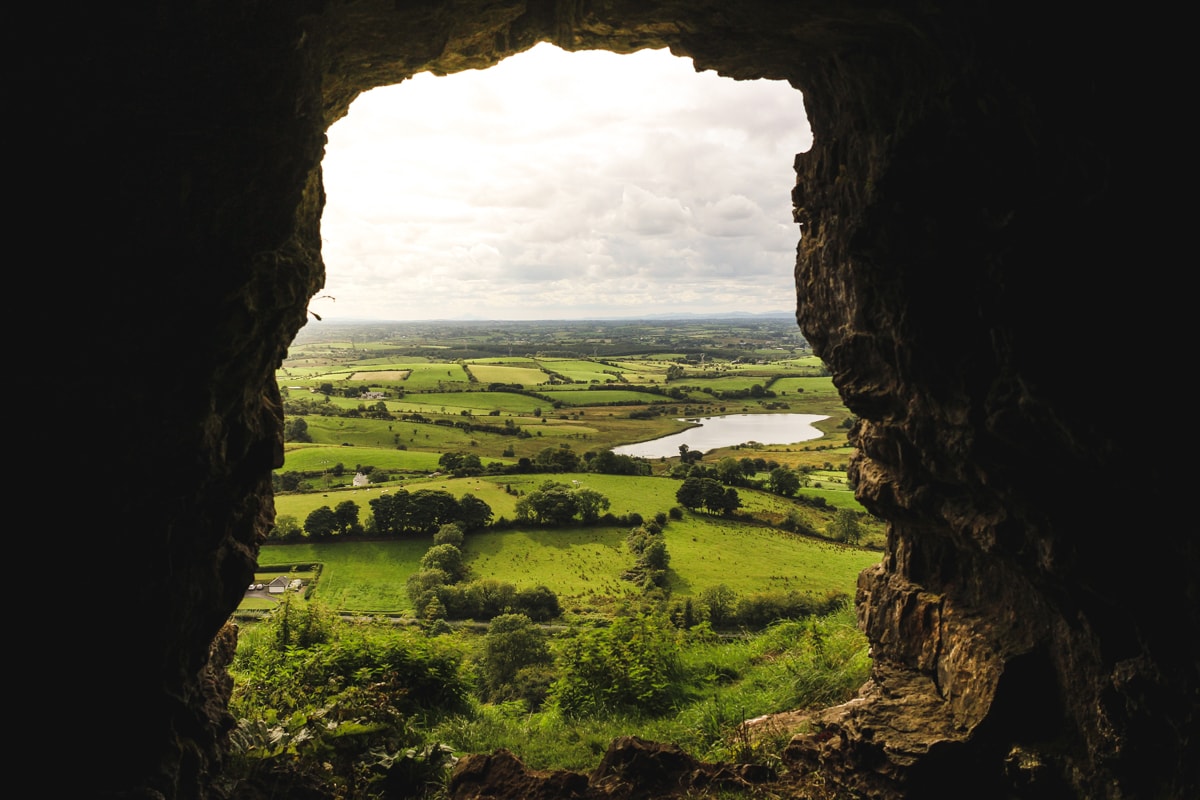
316,43 -> 812,323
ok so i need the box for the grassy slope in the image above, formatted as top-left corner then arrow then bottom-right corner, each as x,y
256,512 -> 880,616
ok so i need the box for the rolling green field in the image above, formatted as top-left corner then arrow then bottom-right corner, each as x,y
256,516 -> 879,615
265,468 -> 881,617
234,319 -> 884,793
264,318 -> 880,622
464,363 -> 549,385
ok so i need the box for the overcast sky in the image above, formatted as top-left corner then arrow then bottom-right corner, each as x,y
317,43 -> 811,322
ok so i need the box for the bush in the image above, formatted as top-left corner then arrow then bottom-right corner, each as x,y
550,613 -> 683,717
478,614 -> 554,703
433,522 -> 465,547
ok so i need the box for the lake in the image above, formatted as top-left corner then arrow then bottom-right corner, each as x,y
612,413 -> 829,459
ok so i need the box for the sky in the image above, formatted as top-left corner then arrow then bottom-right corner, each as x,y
316,43 -> 811,322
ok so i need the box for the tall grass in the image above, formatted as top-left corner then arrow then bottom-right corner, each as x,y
423,605 -> 869,772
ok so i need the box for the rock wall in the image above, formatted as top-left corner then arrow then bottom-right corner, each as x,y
25,2 -> 1193,799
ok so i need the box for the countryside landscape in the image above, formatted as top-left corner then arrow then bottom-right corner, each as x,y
229,316 -> 884,799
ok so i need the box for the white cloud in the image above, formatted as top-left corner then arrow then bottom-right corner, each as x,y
318,43 -> 811,321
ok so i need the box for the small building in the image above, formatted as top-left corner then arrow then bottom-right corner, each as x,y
353,472 -> 370,487
267,576 -> 290,594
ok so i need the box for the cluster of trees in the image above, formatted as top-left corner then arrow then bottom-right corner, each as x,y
667,453 -> 815,499
370,489 -> 493,536
429,445 -> 651,481
301,501 -> 363,539
675,476 -> 742,515
406,522 -> 561,624
514,480 -> 612,525
623,514 -> 671,590
282,398 -> 395,424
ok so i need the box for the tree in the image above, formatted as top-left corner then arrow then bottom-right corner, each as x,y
767,466 -> 801,497
284,417 -> 312,443
588,449 -> 650,476
642,538 -> 669,571
678,443 -> 703,465
276,471 -> 302,492
406,568 -> 450,613
269,514 -> 302,540
550,614 -> 682,717
455,493 -> 493,531
304,506 -> 339,539
408,489 -> 459,534
440,451 -> 482,476
574,488 -> 611,523
675,476 -> 706,510
369,489 -> 411,536
479,613 -> 554,703
716,457 -> 744,486
828,508 -> 864,544
700,480 -> 740,515
513,585 -> 561,622
700,584 -> 737,628
421,543 -> 467,582
432,522 -> 465,547
532,444 -> 580,472
516,481 -> 579,525
333,500 -> 361,535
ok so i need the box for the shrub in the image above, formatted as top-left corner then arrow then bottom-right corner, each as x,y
550,613 -> 683,717
478,614 -> 554,703
433,522 -> 465,547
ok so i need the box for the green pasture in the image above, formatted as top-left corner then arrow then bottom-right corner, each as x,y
253,514 -> 879,615
465,526 -> 639,611
401,363 -> 472,390
274,476 -> 520,526
281,443 -> 445,474
278,367 -> 337,380
536,359 -> 624,383
678,375 -> 778,392
663,514 -> 879,599
388,391 -> 547,416
291,416 -> 420,448
770,376 -> 841,398
257,539 -> 431,613
465,364 -> 549,385
465,356 -> 539,365
536,389 -> 671,406
290,415 -> 488,452
344,368 -> 412,382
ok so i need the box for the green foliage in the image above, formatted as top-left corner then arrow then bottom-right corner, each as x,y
230,610 -> 470,723
514,480 -> 612,526
284,416 -> 313,443
303,505 -> 339,539
767,466 -> 801,497
828,507 -> 864,544
550,613 -> 684,717
420,543 -> 467,582
478,614 -> 555,704
675,476 -> 741,515
731,589 -> 849,629
269,514 -> 303,541
700,584 -> 737,628
432,522 -> 465,547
